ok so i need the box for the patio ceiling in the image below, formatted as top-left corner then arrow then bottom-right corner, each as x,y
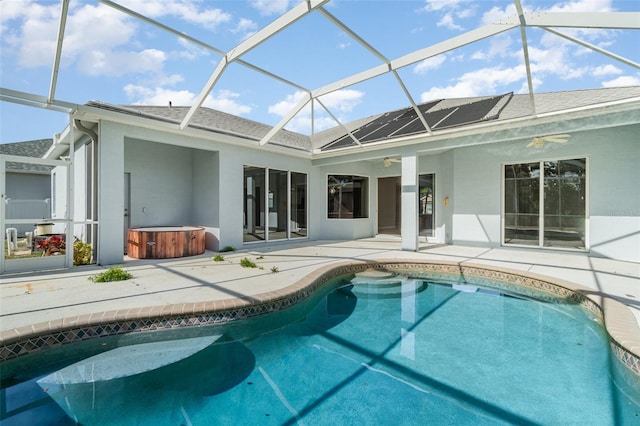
0,0 -> 638,151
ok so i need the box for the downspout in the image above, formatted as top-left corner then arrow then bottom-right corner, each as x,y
74,119 -> 98,263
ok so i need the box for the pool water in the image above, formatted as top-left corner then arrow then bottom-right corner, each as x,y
2,276 -> 639,425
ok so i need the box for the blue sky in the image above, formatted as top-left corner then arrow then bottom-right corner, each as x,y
1,0 -> 638,144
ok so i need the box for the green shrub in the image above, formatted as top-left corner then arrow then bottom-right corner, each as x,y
240,257 -> 257,268
89,266 -> 133,283
213,254 -> 224,262
219,246 -> 236,252
73,239 -> 92,265
271,266 -> 279,273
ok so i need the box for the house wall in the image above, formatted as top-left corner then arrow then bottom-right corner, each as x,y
5,173 -> 52,236
312,161 -> 376,240
450,124 -> 640,262
86,118 -> 639,265
419,151 -> 454,244
5,173 -> 50,199
587,125 -> 639,261
192,150 -> 220,250
124,138 -> 194,228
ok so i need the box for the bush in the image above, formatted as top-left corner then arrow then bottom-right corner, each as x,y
73,239 -> 92,265
89,266 -> 133,283
213,254 -> 224,262
240,257 -> 257,268
219,246 -> 236,252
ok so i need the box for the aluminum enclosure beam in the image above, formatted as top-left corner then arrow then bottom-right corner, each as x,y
49,0 -> 69,103
182,0 -> 328,130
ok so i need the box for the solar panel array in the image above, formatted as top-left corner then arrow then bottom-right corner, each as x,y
321,93 -> 510,151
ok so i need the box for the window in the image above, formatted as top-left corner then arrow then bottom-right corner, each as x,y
328,175 -> 368,219
504,158 -> 586,249
243,166 -> 307,243
419,174 -> 435,237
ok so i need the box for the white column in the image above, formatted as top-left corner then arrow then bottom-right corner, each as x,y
97,123 -> 125,265
401,154 -> 418,251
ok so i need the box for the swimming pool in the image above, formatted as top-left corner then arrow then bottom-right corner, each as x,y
2,269 -> 639,425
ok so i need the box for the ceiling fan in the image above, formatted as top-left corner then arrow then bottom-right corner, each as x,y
527,134 -> 571,148
383,157 -> 402,167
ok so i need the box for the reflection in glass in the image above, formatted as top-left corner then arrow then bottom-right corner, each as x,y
419,174 -> 435,237
243,166 -> 265,242
268,169 -> 288,241
504,163 -> 540,245
543,159 -> 586,248
328,175 -> 368,219
244,167 -> 308,242
504,159 -> 586,249
290,172 -> 307,238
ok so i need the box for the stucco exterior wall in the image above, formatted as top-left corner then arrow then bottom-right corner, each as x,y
312,161 -> 376,240
450,124 -> 639,262
83,118 -> 639,265
5,173 -> 50,200
125,138 -> 194,228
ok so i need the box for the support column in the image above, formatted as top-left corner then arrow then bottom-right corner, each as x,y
401,154 -> 418,251
97,123 -> 125,265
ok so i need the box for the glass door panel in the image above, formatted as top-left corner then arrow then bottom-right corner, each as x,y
543,159 -> 586,248
419,174 -> 434,237
268,169 -> 288,241
243,166 -> 265,242
504,163 -> 540,245
290,172 -> 307,238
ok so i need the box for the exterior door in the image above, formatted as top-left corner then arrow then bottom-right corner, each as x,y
377,176 -> 401,235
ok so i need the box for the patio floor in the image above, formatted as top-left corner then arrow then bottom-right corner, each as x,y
1,238 -> 639,341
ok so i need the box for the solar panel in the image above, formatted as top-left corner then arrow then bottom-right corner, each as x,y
320,94 -> 509,151
433,95 -> 504,129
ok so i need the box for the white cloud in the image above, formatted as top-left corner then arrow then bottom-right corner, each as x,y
591,64 -> 622,76
547,0 -> 612,13
413,54 -> 447,74
481,4 -> 517,25
124,85 -> 252,115
602,75 -> 640,87
125,84 -> 194,106
269,89 -> 365,133
422,0 -> 474,31
204,90 -> 252,115
437,13 -> 463,31
423,0 -> 467,12
81,48 -> 167,77
250,0 -> 292,16
233,18 -> 258,35
318,89 -> 364,113
420,65 -> 526,100
268,91 -> 309,117
117,0 -> 232,30
471,35 -> 513,61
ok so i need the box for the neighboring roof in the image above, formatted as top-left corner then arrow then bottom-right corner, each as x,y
0,139 -> 53,173
86,101 -> 311,152
84,86 -> 640,155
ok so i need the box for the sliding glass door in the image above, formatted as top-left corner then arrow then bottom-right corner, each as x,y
504,158 -> 586,249
243,166 -> 307,243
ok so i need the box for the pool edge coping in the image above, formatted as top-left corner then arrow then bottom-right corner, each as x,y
1,259 -> 639,378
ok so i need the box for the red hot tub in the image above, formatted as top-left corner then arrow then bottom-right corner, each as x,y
127,226 -> 205,259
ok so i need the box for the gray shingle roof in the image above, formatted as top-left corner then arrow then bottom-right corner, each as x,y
315,86 -> 640,150
86,101 -> 311,151
0,139 -> 53,173
86,86 -> 639,154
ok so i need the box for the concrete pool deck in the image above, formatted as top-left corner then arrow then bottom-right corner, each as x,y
1,239 -> 639,361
